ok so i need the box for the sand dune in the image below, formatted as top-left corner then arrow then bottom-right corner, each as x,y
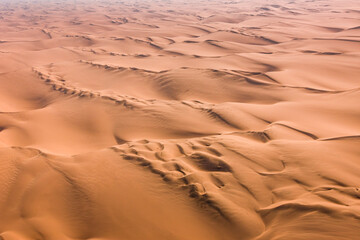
0,0 -> 359,239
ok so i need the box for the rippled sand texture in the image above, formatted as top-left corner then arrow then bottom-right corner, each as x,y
0,0 -> 360,239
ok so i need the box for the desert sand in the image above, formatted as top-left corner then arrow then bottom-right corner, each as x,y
0,0 -> 359,239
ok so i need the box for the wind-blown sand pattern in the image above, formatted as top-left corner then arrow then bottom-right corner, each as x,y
0,0 -> 360,239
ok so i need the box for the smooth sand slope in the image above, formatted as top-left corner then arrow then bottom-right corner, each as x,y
0,0 -> 360,239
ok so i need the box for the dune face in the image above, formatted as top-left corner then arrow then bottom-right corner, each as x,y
0,0 -> 360,239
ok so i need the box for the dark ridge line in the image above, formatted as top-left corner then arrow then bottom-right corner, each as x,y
232,71 -> 360,94
184,40 -> 199,43
245,77 -> 272,86
163,50 -> 186,56
316,52 -> 342,55
179,101 -> 240,129
319,135 -> 360,141
249,114 -> 272,125
278,84 -> 360,95
258,36 -> 279,44
164,37 -> 176,44
41,29 -> 52,39
260,74 -> 281,84
259,202 -> 360,220
181,24 -> 213,34
114,135 -> 127,145
348,26 -> 360,30
64,34 -> 93,42
236,32 -> 279,45
79,60 -> 159,74
217,142 -> 269,170
315,192 -> 347,206
128,36 -> 163,49
204,39 -> 228,49
228,131 -> 271,143
271,123 -> 318,140
312,38 -> 360,43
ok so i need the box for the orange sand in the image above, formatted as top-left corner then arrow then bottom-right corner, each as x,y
0,0 -> 359,239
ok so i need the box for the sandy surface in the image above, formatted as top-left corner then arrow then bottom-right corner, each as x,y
0,0 -> 360,239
